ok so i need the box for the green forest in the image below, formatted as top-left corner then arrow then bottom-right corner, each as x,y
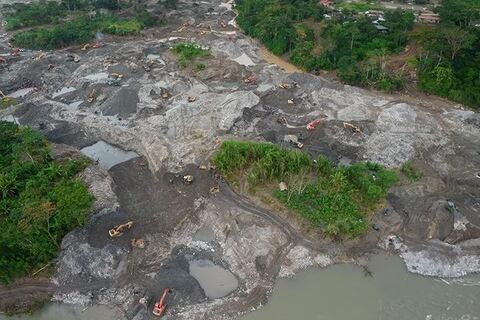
0,122 -> 93,283
4,0 -> 161,49
414,0 -> 480,107
236,0 -> 480,108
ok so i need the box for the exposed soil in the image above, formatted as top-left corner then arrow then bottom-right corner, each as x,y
0,0 -> 479,319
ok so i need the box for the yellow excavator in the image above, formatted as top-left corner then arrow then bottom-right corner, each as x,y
109,221 -> 134,237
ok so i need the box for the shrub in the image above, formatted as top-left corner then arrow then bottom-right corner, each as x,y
172,42 -> 211,67
134,9 -> 160,27
401,160 -> 422,182
1,97 -> 18,109
12,15 -> 95,49
102,19 -> 143,35
195,63 -> 206,71
4,1 -> 67,30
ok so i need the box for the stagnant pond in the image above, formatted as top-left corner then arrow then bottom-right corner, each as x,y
80,141 -> 138,170
2,255 -> 479,320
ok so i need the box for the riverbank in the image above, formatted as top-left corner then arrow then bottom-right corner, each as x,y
3,254 -> 480,320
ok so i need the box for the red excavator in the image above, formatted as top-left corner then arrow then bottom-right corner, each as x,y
152,288 -> 172,317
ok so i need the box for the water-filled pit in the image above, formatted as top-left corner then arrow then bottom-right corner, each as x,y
80,141 -> 139,170
189,259 -> 239,299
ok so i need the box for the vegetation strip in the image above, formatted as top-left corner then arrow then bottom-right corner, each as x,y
4,0 -> 161,49
0,122 -> 93,284
213,140 -> 398,238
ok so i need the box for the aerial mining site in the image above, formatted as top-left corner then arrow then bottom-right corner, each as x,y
0,0 -> 479,319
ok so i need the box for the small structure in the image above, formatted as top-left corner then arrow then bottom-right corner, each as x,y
319,0 -> 333,8
375,25 -> 389,33
365,10 -> 384,18
417,12 -> 440,24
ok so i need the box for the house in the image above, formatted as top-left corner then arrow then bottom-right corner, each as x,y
375,25 -> 389,33
319,0 -> 333,7
417,12 -> 440,24
365,10 -> 384,18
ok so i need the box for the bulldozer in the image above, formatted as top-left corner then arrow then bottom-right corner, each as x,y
152,288 -> 172,317
108,221 -> 134,238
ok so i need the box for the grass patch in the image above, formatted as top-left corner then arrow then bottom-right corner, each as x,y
172,42 -> 210,68
213,140 -> 398,238
0,121 -> 94,284
401,160 -> 422,182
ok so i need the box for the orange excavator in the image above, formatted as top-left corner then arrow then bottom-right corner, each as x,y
152,288 -> 172,317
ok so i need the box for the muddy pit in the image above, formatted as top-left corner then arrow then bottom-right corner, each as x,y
189,259 -> 239,299
0,0 -> 479,319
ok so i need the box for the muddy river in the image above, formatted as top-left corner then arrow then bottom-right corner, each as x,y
242,254 -> 480,320
2,254 -> 479,320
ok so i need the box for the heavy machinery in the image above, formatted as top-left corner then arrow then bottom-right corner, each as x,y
108,221 -> 134,237
152,288 -> 172,317
343,122 -> 361,133
183,175 -> 194,184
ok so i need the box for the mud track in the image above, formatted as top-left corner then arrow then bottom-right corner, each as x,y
217,180 -> 320,250
0,279 -> 56,314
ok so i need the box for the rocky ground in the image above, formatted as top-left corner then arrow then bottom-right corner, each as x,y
1,0 -> 480,319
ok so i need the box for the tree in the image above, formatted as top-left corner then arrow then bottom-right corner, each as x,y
437,0 -> 480,28
255,2 -> 295,54
441,26 -> 476,61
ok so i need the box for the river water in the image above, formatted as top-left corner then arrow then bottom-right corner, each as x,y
2,255 -> 479,320
242,254 -> 480,320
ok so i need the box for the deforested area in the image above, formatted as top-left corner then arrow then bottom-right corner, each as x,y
0,0 -> 479,319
